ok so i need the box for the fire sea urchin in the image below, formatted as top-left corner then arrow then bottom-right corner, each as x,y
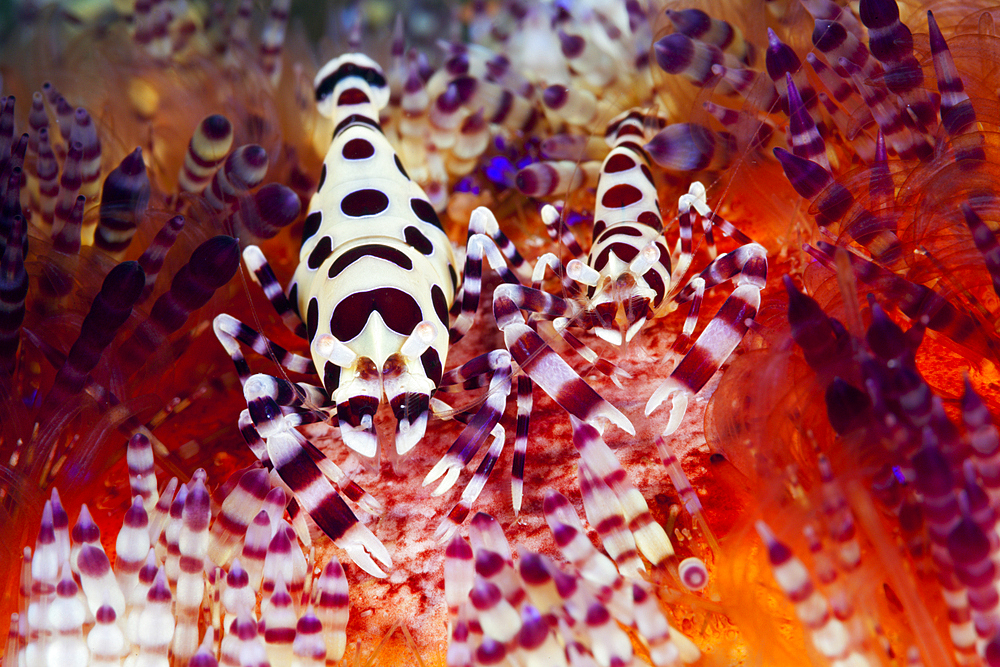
7,0 -> 1000,665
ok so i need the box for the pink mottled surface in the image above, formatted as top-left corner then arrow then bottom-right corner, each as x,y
304,276 -> 725,664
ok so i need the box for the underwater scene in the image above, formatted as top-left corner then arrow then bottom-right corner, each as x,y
3,0 -> 1000,664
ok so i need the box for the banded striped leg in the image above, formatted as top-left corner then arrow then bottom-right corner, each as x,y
467,279 -> 634,514
553,328 -> 631,387
239,410 -> 385,516
242,245 -> 307,339
656,434 -> 720,554
213,313 -> 315,385
424,351 -> 512,491
234,399 -> 391,577
245,375 -> 328,434
213,318 -> 391,577
422,349 -> 514,541
450,207 -> 530,344
426,206 -> 539,521
453,207 -> 600,381
214,246 -> 309,392
433,424 -> 506,543
495,281 -> 630,384
538,203 -> 585,297
674,181 -> 754,287
526,247 -> 629,384
213,318 -> 321,459
532,207 -> 630,385
673,184 -> 702,285
530,252 -> 569,293
572,416 -> 674,567
678,182 -> 755,266
541,203 -> 586,263
646,243 -> 767,436
511,375 -> 532,513
266,429 -> 390,578
237,409 -> 381,516
676,242 -> 768,304
493,283 -> 635,437
672,276 -> 705,353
